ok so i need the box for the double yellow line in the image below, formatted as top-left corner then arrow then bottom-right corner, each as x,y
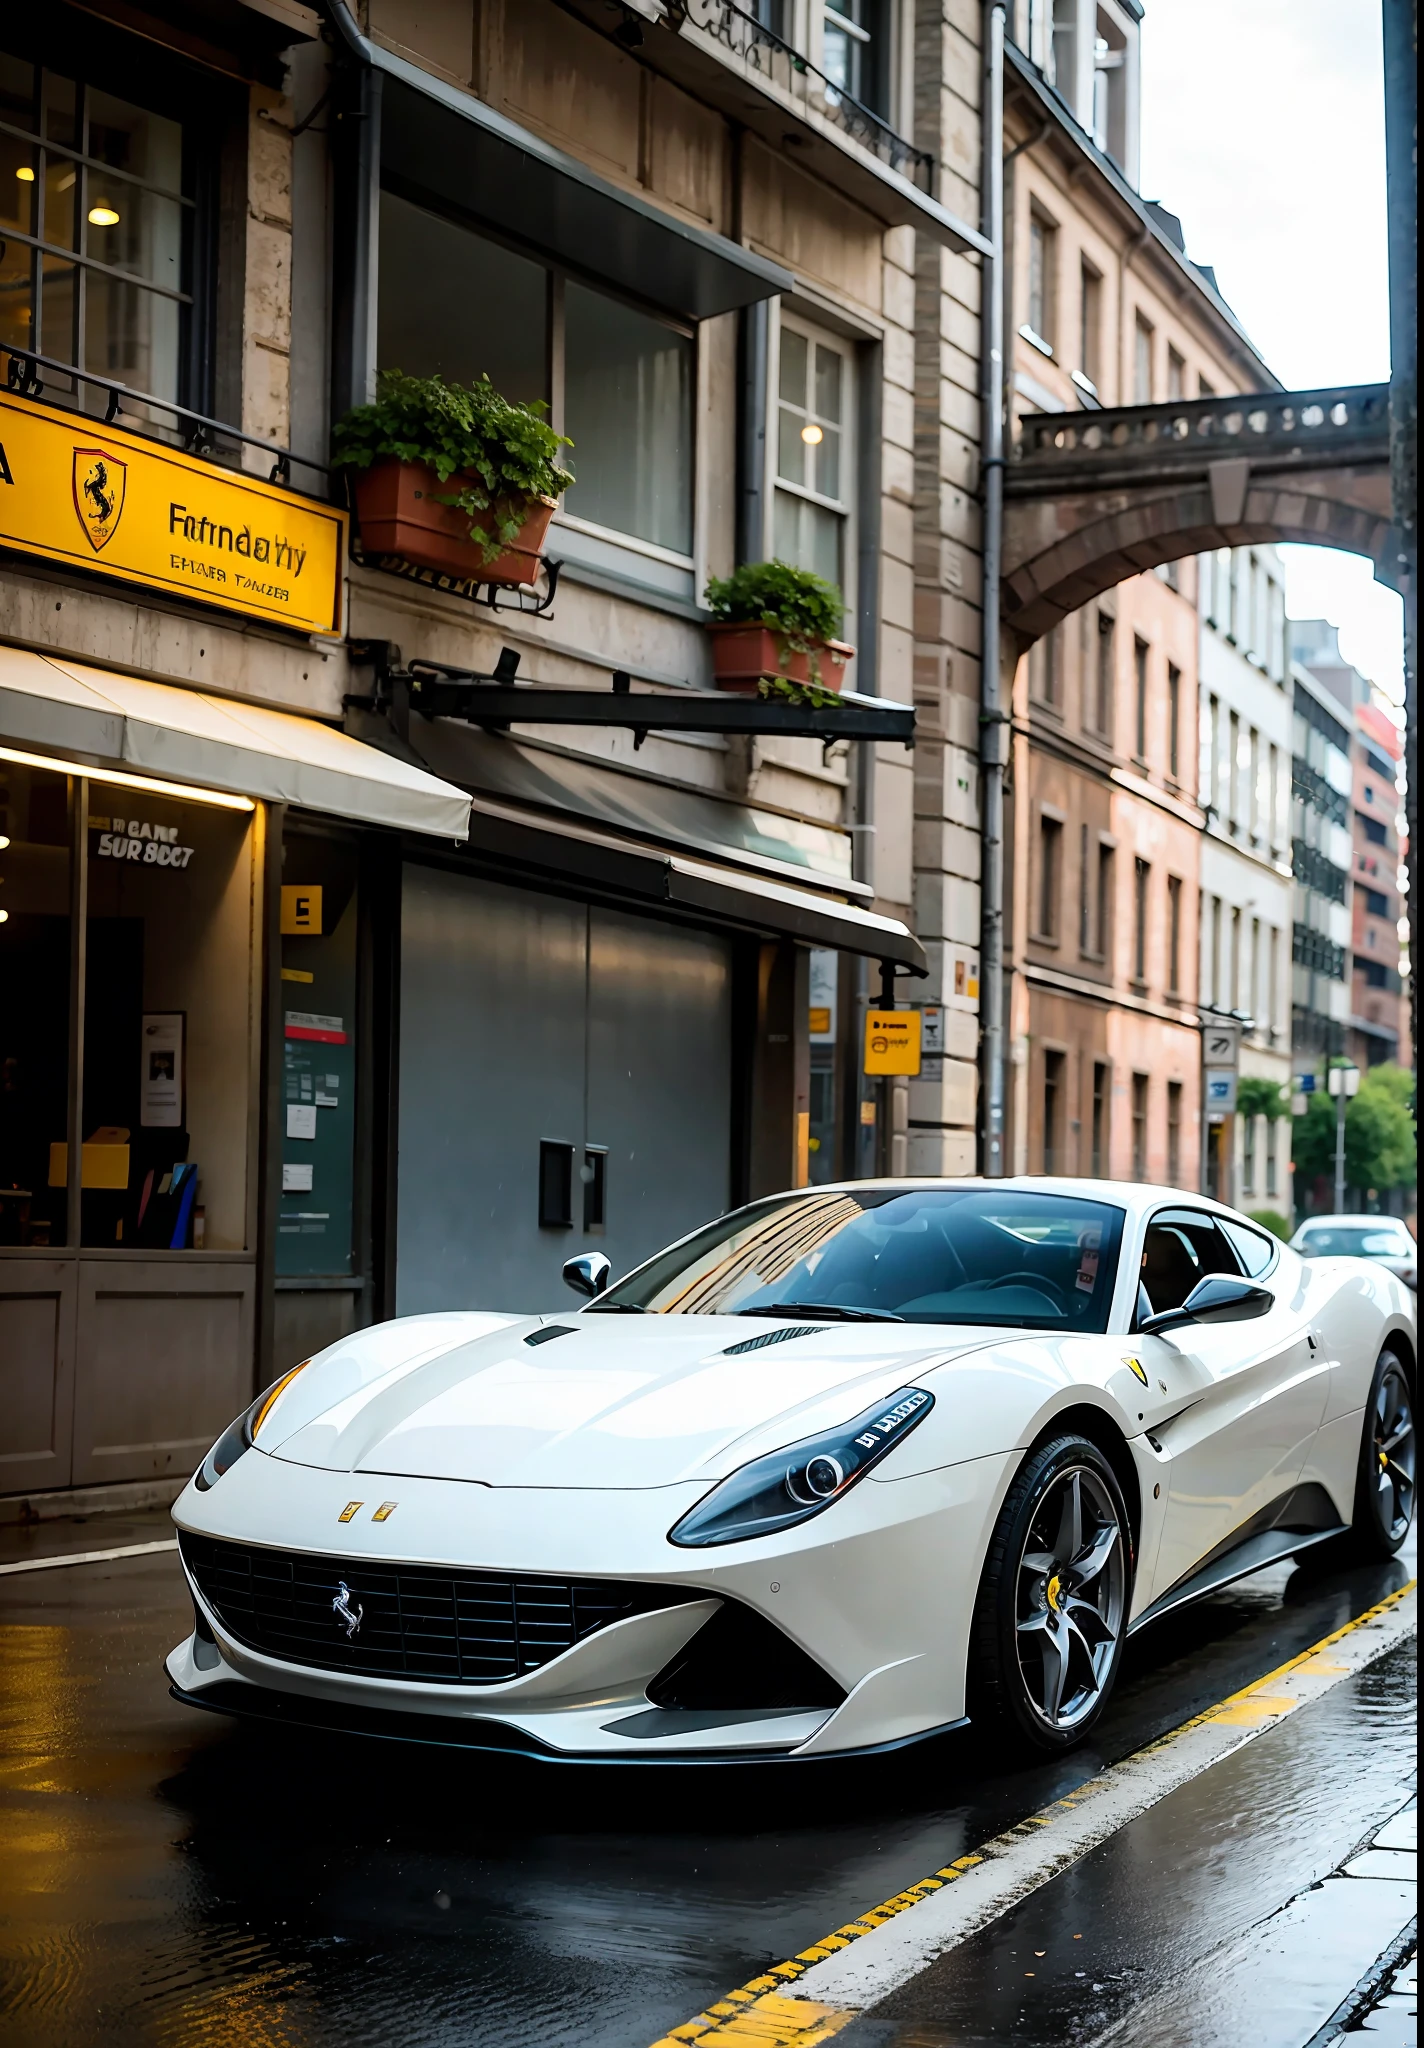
649,1578 -> 1417,2048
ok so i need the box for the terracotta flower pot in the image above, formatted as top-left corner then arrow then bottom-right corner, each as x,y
351,458 -> 556,586
707,622 -> 854,694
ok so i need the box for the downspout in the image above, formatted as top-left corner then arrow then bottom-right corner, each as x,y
979,0 -> 1008,1174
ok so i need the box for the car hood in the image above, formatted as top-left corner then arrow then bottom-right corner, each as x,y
263,1312 -> 998,1489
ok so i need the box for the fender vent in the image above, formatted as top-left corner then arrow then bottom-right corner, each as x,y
721,1325 -> 820,1356
647,1601 -> 845,1712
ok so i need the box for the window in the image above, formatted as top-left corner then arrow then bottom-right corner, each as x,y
278,833 -> 360,1278
0,41 -> 202,415
1364,886 -> 1390,917
774,319 -> 852,591
1027,212 -> 1056,349
1080,261 -> 1102,388
1209,895 -> 1223,1007
1131,1074 -> 1148,1178
1134,314 -> 1154,404
1227,711 -> 1241,831
377,200 -> 696,562
1361,958 -> 1390,989
1230,905 -> 1242,1009
1167,346 -> 1185,401
1091,1061 -> 1108,1175
1078,822 -> 1091,952
1249,727 -> 1262,839
1360,813 -> 1388,846
1167,664 -> 1181,780
1043,1050 -> 1065,1173
1199,376 -> 1216,398
1133,638 -> 1149,759
1167,1081 -> 1182,1183
1029,625 -> 1062,708
1095,610 -> 1115,736
1096,842 -> 1115,961
1242,1113 -> 1256,1195
1267,926 -> 1278,1037
1364,746 -> 1397,783
1139,1209 -> 1242,1317
1038,814 -> 1063,939
1133,857 -> 1150,983
820,0 -> 892,120
1167,875 -> 1182,993
1266,1127 -> 1278,1198
596,1186 -> 1128,1332
1250,916 -> 1261,1026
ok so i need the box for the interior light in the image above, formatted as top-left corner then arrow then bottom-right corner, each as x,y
0,835 -> 9,849
0,744 -> 256,811
801,423 -> 824,445
0,911 -> 8,924
88,203 -> 120,227
15,166 -> 35,182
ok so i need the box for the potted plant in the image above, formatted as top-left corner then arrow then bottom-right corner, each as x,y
332,370 -> 574,586
703,560 -> 854,697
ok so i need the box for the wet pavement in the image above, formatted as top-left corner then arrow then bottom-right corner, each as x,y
0,1510 -> 1415,2048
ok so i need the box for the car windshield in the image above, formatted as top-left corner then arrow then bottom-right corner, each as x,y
1298,1225 -> 1411,1259
592,1188 -> 1126,1330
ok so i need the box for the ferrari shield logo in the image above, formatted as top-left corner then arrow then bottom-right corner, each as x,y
73,449 -> 127,551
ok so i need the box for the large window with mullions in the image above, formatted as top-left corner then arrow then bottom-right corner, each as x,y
0,37 -> 205,410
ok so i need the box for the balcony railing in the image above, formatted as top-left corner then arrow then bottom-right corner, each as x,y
1012,383 -> 1391,477
669,0 -> 934,189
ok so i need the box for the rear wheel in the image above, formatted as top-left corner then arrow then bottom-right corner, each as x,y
1351,1349 -> 1416,1558
969,1434 -> 1132,1755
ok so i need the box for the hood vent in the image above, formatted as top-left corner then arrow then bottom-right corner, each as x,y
524,1325 -> 578,1347
721,1325 -> 820,1356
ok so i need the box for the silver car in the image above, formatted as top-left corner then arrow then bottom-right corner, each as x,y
1291,1214 -> 1418,1289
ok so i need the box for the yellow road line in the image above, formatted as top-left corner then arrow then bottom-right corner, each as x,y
648,1577 -> 1416,2048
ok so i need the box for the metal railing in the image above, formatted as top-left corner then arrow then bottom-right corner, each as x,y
2,346 -> 331,488
1013,383 -> 1391,472
669,0 -> 934,188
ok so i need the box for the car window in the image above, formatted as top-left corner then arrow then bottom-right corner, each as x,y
1299,1225 -> 1409,1258
1220,1219 -> 1279,1278
593,1187 -> 1127,1331
1140,1208 -> 1242,1316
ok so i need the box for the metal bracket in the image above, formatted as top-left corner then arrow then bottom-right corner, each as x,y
346,642 -> 917,746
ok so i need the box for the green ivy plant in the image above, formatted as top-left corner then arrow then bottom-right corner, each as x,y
332,370 -> 574,565
704,559 -> 845,683
757,674 -> 842,711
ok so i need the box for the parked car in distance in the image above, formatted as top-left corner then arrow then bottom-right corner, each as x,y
1291,1215 -> 1417,1289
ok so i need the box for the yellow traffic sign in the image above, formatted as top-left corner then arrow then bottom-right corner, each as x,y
864,1009 -> 922,1076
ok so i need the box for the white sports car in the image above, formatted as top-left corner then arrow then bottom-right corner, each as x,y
168,1180 -> 1417,1762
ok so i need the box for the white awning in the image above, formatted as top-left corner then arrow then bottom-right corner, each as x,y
0,646 -> 471,840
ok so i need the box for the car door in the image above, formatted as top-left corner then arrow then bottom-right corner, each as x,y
1134,1208 -> 1329,1603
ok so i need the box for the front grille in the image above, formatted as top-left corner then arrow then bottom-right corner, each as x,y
180,1532 -> 697,1687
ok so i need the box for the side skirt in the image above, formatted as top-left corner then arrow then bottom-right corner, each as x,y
1127,1523 -> 1347,1636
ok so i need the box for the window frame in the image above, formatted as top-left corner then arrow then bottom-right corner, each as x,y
767,305 -> 858,632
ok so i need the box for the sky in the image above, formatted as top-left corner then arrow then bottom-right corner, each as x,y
1138,0 -> 1405,708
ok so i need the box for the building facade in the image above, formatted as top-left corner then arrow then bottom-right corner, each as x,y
1290,659 -> 1354,1083
998,2 -> 1277,1191
0,0 -> 985,1503
1196,544 -> 1294,1209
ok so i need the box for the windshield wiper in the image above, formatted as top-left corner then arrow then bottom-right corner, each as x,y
734,1302 -> 905,1324
583,1301 -> 646,1314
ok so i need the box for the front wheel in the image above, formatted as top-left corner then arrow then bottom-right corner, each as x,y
1351,1348 -> 1416,1558
969,1434 -> 1132,1755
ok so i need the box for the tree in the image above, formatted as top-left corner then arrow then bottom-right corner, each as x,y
1237,1077 -> 1290,1122
1291,1063 -> 1417,1204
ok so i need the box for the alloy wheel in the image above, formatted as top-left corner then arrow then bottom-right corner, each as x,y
1015,1464 -> 1127,1732
1372,1362 -> 1416,1542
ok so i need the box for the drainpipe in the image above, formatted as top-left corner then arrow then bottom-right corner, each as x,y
979,0 -> 1008,1175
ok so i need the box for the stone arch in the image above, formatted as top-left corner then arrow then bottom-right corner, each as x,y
1001,470 -> 1393,651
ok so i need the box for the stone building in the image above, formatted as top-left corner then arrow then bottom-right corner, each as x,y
998,1 -> 1277,1189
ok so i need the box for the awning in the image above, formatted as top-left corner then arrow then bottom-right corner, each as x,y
0,646 -> 472,840
331,12 -> 795,320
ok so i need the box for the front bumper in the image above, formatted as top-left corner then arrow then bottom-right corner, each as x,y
168,1442 -> 1013,1760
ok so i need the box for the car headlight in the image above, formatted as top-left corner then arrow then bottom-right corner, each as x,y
668,1385 -> 934,1548
193,1361 -> 308,1491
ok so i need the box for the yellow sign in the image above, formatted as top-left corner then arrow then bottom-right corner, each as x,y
281,884 -> 323,935
864,1009 -> 922,1076
0,391 -> 346,635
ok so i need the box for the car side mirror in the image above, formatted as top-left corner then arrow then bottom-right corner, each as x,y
563,1252 -> 611,1300
1140,1273 -> 1274,1336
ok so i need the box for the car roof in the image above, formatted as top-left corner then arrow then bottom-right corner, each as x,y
801,1177 -> 1249,1225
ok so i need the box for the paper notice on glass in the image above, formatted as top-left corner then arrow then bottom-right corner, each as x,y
140,1014 -> 184,1127
286,1103 -> 318,1140
282,1163 -> 314,1192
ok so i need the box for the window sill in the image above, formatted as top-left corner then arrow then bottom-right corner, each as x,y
1129,978 -> 1149,995
1031,933 -> 1062,949
1020,323 -> 1055,359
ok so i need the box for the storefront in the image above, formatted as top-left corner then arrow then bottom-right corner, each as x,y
0,647 -> 470,1497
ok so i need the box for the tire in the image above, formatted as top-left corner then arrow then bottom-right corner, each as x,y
969,1433 -> 1133,1756
1349,1347 -> 1416,1559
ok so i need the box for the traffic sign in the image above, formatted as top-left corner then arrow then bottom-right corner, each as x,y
864,1010 -> 922,1076
1201,1017 -> 1242,1067
1204,1070 -> 1238,1113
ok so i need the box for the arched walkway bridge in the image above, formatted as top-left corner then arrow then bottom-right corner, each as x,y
1002,384 -> 1393,649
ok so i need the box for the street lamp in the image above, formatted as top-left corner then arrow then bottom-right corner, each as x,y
1327,1063 -> 1360,1212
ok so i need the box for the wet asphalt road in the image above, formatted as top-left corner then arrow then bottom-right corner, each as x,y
0,1510 -> 1415,2048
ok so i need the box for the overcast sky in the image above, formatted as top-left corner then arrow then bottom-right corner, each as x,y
1138,0 -> 1404,706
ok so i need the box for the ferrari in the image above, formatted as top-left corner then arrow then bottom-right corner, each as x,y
168,1179 -> 1416,1760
